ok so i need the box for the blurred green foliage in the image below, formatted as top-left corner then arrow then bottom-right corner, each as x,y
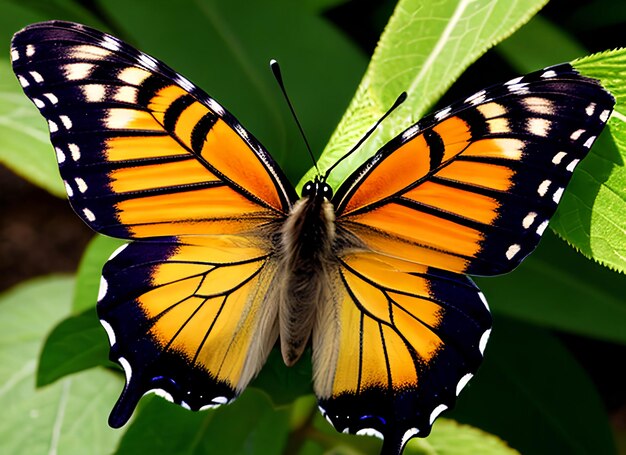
1,0 -> 625,454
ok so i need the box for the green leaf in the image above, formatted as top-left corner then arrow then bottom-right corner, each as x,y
496,14 -> 587,72
73,235 -> 125,314
412,419 -> 519,455
38,308 -> 110,387
300,0 -> 549,191
0,59 -> 64,197
98,0 -> 366,184
450,318 -> 616,455
476,231 -> 626,345
250,348 -> 313,406
0,276 -> 123,455
116,388 -> 289,455
552,48 -> 626,273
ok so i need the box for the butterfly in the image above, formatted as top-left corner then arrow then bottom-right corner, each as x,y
11,20 -> 614,455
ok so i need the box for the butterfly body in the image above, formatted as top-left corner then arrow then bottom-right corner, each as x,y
11,20 -> 614,455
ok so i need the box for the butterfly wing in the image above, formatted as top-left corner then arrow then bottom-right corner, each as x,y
11,21 -> 295,239
11,21 -> 295,426
333,64 -> 614,276
315,64 -> 614,452
314,253 -> 490,454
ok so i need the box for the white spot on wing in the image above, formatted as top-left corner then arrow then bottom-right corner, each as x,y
48,120 -> 58,133
29,71 -> 43,83
552,187 -> 564,203
55,147 -> 66,163
33,98 -> 45,109
83,208 -> 96,222
505,76 -> 523,86
537,179 -> 551,197
63,180 -> 73,197
213,396 -> 229,404
536,220 -> 549,236
101,36 -> 121,51
505,244 -> 521,260
478,291 -> 489,310
566,159 -> 580,172
401,428 -> 419,449
118,356 -> 132,382
479,329 -> 491,355
75,177 -> 88,193
109,243 -> 129,260
26,44 -> 36,57
456,373 -> 473,396
527,118 -> 551,137
429,404 -> 448,425
97,276 -> 107,301
206,98 -> 225,116
69,143 -> 81,161
59,115 -> 72,129
199,403 -> 219,411
570,129 -> 585,141
434,107 -> 451,121
11,48 -> 19,61
17,75 -> 29,87
100,319 -> 116,346
600,109 -> 611,123
522,212 -> 537,229
583,136 -> 596,148
508,83 -> 529,93
175,75 -> 195,92
147,388 -> 174,403
465,89 -> 486,104
356,428 -> 384,439
552,151 -> 567,164
43,93 -> 59,104
181,401 -> 191,410
586,102 -> 596,116
541,70 -> 557,78
138,53 -> 158,70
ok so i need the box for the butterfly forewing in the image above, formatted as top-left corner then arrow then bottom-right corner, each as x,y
334,64 -> 614,276
11,21 -> 295,428
11,21 -> 295,239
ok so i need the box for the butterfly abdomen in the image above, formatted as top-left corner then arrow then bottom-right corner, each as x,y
276,191 -> 338,366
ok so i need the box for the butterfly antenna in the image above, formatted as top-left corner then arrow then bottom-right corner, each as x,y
270,59 -> 320,176
323,91 -> 407,181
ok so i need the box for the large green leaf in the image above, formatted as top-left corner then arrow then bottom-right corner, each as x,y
0,276 -> 123,455
299,0 -> 548,191
450,318 -> 616,455
476,231 -> 626,345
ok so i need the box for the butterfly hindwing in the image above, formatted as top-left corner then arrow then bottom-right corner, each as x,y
98,235 -> 279,427
334,64 -> 614,276
314,253 -> 491,452
11,21 -> 295,239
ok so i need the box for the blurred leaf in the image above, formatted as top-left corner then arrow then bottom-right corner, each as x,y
0,59 -> 64,197
415,419 -> 519,455
250,348 -> 313,406
38,308 -> 110,387
301,0 -> 549,191
496,14 -> 587,72
568,0 -> 626,31
476,231 -> 626,344
98,0 -> 366,184
450,318 -> 616,455
116,388 -> 289,455
73,235 -> 125,314
0,275 -> 123,455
